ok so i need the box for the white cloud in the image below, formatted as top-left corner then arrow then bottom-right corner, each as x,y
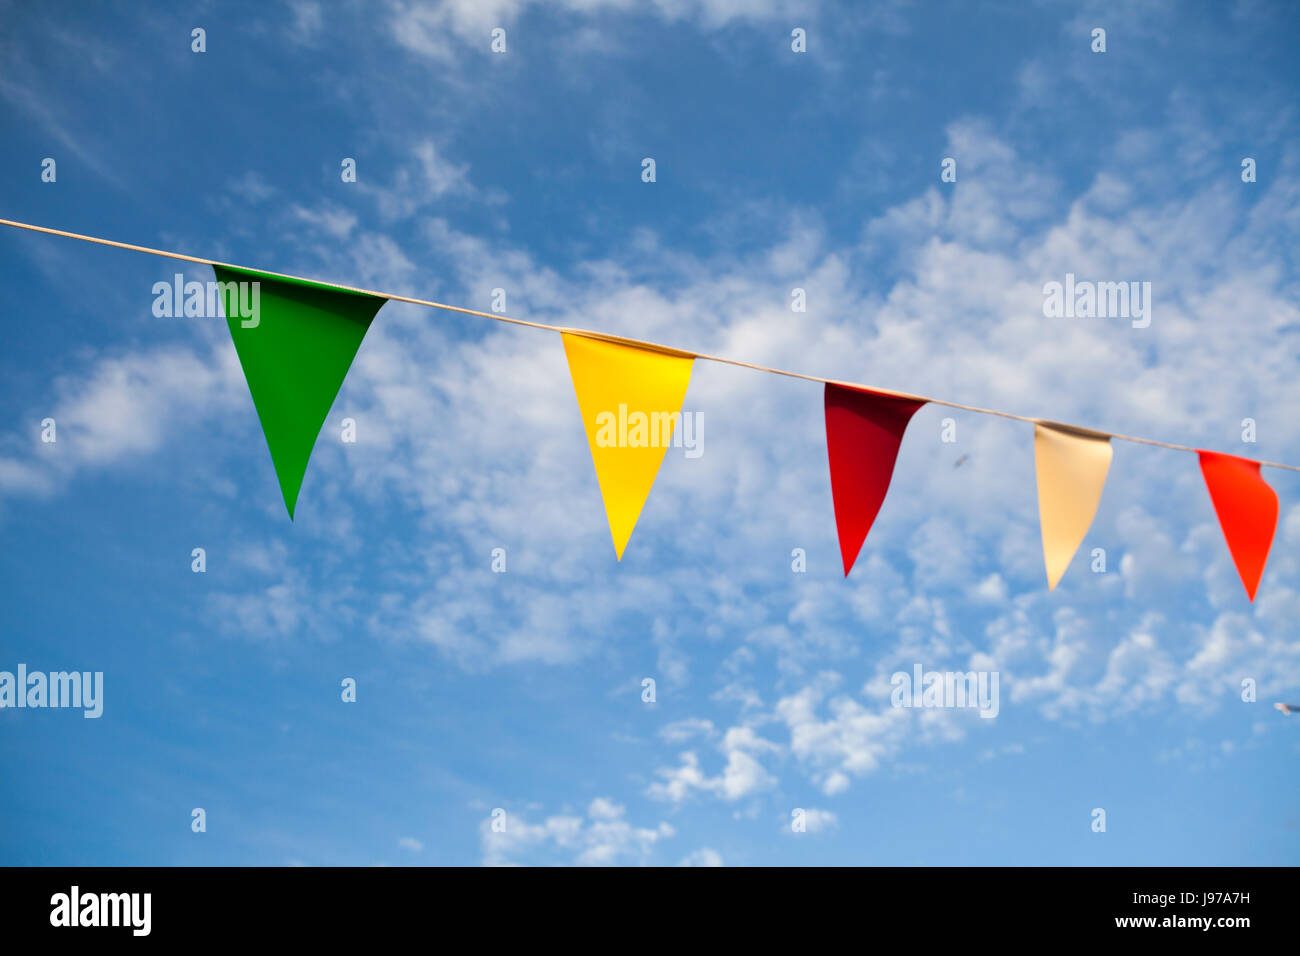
790,807 -> 838,834
359,141 -> 475,222
647,722 -> 781,803
0,343 -> 245,502
774,678 -> 915,794
387,0 -> 825,62
480,799 -> 674,866
677,847 -> 724,866
659,718 -> 717,743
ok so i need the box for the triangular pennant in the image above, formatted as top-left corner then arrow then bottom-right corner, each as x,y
824,383 -> 925,576
1033,422 -> 1113,590
1197,450 -> 1278,601
214,265 -> 386,518
561,331 -> 694,559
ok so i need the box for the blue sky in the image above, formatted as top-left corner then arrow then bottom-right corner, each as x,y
1,0 -> 1298,866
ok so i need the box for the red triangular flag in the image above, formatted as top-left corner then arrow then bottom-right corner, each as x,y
825,383 -> 926,576
1197,450 -> 1278,601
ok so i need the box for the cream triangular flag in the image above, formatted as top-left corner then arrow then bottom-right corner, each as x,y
561,331 -> 695,559
1034,421 -> 1113,590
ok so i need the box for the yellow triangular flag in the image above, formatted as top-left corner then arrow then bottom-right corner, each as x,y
1034,421 -> 1113,590
561,331 -> 695,559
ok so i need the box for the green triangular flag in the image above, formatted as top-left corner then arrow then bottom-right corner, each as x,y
214,264 -> 386,518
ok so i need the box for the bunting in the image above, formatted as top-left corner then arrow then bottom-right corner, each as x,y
561,331 -> 695,559
1033,422 -> 1113,590
215,265 -> 386,518
0,218 -> 1291,601
824,383 -> 925,576
1197,450 -> 1278,601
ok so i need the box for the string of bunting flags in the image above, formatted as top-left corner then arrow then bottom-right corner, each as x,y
1,217 -> 1289,600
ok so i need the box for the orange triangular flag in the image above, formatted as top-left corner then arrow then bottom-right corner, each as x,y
1198,451 -> 1278,601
